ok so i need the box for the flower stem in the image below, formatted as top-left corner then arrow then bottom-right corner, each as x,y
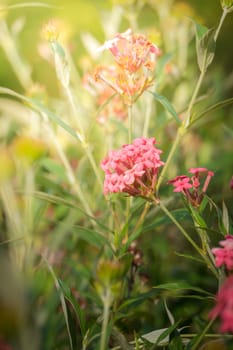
214,7 -> 228,42
42,114 -> 94,222
134,202 -> 150,234
128,104 -> 133,143
64,85 -> 103,188
156,8 -> 229,193
99,288 -> 112,350
156,128 -> 183,193
190,318 -> 215,350
158,200 -> 218,278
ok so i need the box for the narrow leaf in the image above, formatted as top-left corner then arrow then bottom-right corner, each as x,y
150,91 -> 181,125
190,97 -> 233,127
72,225 -> 111,249
222,201 -> 229,234
153,282 -> 213,296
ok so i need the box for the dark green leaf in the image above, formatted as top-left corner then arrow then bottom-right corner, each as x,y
72,225 -> 111,249
59,279 -> 86,338
153,282 -> 213,296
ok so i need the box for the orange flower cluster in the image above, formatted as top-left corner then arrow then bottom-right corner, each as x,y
95,28 -> 160,106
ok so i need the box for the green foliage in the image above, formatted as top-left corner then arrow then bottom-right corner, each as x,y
0,1 -> 232,350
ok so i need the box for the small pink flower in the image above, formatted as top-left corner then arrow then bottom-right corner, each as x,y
167,175 -> 192,193
168,167 -> 214,207
101,137 -> 164,197
212,235 -> 233,271
209,276 -> 233,333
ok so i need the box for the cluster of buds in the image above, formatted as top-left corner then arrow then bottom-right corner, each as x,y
168,167 -> 214,207
128,241 -> 143,268
101,137 -> 164,198
95,28 -> 160,105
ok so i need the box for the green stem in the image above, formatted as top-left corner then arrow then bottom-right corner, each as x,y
128,104 -> 133,143
159,201 -> 218,278
156,128 -> 183,193
214,7 -> 228,42
190,318 -> 215,350
0,20 -> 33,90
156,8 -> 229,192
100,288 -> 112,350
64,85 -> 103,188
42,115 -> 94,222
184,68 -> 205,128
133,202 -> 150,234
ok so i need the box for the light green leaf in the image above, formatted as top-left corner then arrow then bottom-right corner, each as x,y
222,201 -> 229,234
190,97 -> 233,127
40,157 -> 67,181
150,91 -> 181,125
195,25 -> 216,71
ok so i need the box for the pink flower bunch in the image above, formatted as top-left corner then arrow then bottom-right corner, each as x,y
212,235 -> 233,271
95,29 -> 160,105
209,275 -> 233,333
168,167 -> 214,207
101,137 -> 164,197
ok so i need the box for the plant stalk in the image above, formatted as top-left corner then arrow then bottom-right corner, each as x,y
100,288 -> 112,350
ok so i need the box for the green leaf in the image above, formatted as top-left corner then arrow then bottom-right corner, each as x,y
40,157 -> 67,181
153,282 -> 213,296
190,97 -> 233,127
44,258 -> 74,350
189,206 -> 207,228
143,209 -> 191,232
222,201 -> 230,234
150,91 -> 181,125
175,252 -> 204,264
194,22 -> 209,41
0,87 -> 80,142
142,321 -> 180,346
59,279 -> 86,338
72,225 -> 112,250
195,24 -> 216,71
169,330 -> 184,350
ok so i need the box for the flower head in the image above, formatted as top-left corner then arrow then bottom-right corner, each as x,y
96,29 -> 160,105
101,137 -> 164,197
212,235 -> 233,271
209,275 -> 233,333
168,167 -> 214,207
97,28 -> 160,74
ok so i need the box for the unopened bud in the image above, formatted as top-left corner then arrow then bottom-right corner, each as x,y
220,0 -> 233,10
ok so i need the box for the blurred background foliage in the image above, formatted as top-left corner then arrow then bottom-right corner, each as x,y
0,0 -> 232,349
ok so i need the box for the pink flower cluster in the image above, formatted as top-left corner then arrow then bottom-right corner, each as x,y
209,275 -> 233,333
101,137 -> 164,197
168,167 -> 214,207
212,235 -> 233,271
